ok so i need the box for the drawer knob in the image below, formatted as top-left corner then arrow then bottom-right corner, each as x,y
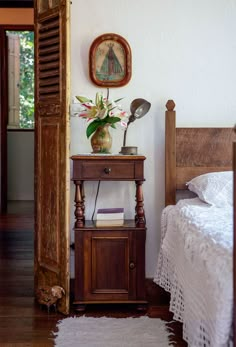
129,262 -> 135,269
104,167 -> 111,174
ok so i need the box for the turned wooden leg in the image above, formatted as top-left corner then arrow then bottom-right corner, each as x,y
81,181 -> 85,221
74,304 -> 86,312
74,180 -> 84,227
136,304 -> 148,312
135,181 -> 146,226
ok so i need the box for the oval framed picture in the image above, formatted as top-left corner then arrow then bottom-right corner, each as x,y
89,33 -> 132,87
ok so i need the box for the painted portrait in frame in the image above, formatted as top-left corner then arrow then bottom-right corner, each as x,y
89,33 -> 132,87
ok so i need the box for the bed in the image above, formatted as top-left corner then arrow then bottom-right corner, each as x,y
154,100 -> 236,347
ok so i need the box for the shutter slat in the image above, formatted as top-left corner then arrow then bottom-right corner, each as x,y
39,44 -> 60,56
39,37 -> 59,48
39,77 -> 60,87
39,28 -> 59,40
39,85 -> 60,94
39,61 -> 59,71
38,14 -> 60,101
40,70 -> 59,79
39,19 -> 59,33
39,53 -> 60,63
39,93 -> 59,101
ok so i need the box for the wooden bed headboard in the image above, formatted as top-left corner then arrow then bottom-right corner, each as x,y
165,99 -> 236,206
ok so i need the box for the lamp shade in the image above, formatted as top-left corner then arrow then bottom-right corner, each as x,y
130,98 -> 151,119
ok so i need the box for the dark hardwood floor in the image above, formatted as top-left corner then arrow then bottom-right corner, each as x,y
0,201 -> 187,346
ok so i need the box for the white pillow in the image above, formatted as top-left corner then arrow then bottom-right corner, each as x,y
187,171 -> 233,207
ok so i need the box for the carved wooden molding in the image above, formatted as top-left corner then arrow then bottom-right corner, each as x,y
37,103 -> 61,116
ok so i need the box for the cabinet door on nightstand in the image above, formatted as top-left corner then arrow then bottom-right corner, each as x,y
84,230 -> 136,301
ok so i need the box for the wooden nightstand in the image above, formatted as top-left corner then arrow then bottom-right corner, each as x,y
71,155 -> 147,311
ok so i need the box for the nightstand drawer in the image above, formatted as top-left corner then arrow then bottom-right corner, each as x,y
81,161 -> 135,179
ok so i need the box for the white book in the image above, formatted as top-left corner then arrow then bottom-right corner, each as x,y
96,219 -> 124,227
96,208 -> 124,220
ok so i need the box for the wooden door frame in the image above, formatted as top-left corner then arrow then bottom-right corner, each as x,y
0,1 -> 33,7
0,24 -> 34,213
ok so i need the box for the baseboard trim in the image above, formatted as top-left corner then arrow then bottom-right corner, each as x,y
145,278 -> 170,305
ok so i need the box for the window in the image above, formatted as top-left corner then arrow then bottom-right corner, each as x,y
7,30 -> 34,129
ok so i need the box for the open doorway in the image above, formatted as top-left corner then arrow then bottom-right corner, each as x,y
0,25 -> 34,215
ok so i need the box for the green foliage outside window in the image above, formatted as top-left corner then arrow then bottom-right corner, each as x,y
8,31 -> 34,129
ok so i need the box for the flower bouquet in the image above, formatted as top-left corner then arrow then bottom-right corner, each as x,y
75,91 -> 128,153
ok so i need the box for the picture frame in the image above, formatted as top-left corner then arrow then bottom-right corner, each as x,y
89,33 -> 132,88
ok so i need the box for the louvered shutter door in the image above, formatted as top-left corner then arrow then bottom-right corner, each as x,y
34,0 -> 70,315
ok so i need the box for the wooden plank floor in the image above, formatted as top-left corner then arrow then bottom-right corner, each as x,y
0,201 -> 187,346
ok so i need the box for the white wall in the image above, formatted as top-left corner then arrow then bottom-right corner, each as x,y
7,131 -> 34,201
70,0 -> 236,277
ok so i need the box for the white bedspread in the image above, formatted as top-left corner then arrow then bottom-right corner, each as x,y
153,198 -> 233,347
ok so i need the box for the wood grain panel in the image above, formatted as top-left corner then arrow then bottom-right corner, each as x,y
37,119 -> 60,272
83,231 -> 131,301
176,128 -> 235,167
38,0 -> 60,13
71,155 -> 146,181
91,236 -> 129,293
81,162 -> 135,180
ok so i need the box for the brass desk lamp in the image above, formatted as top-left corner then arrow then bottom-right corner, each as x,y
120,98 -> 151,155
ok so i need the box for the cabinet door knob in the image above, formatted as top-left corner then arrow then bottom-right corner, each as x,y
129,262 -> 135,269
104,167 -> 111,174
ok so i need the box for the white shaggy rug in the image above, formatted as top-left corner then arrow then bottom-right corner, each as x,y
53,316 -> 174,347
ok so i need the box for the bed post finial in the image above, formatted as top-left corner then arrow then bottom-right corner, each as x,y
166,100 -> 175,111
165,99 -> 176,206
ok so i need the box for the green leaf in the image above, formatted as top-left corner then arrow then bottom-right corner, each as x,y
106,117 -> 121,124
108,106 -> 117,112
108,98 -> 124,108
86,120 -> 104,138
113,97 -> 124,103
76,96 -> 92,103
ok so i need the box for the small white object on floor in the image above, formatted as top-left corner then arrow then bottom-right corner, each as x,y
53,316 -> 174,347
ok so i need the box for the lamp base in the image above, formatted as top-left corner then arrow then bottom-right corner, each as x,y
120,146 -> 138,155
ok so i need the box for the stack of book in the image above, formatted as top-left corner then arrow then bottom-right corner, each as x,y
96,208 -> 124,227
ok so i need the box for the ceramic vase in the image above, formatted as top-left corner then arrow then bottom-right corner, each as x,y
90,124 -> 112,153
